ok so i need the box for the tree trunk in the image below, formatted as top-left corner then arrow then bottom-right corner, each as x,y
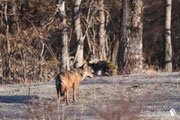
111,35 -> 119,65
118,0 -> 143,74
164,0 -> 172,72
58,0 -> 70,71
98,0 -> 107,60
74,0 -> 84,67
129,0 -> 143,74
0,47 -> 2,82
118,0 -> 131,73
21,50 -> 27,82
4,0 -> 11,80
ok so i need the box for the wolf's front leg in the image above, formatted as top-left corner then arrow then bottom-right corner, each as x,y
73,83 -> 78,101
66,88 -> 69,105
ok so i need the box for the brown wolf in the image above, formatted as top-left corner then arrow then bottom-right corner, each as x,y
56,64 -> 93,105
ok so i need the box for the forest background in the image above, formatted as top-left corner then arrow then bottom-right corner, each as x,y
0,0 -> 179,84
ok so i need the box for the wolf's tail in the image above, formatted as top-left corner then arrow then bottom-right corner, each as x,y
56,74 -> 65,96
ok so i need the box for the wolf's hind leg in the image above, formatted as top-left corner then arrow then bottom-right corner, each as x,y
57,87 -> 60,104
62,93 -> 66,101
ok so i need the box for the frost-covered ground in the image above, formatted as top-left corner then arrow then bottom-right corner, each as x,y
0,72 -> 180,120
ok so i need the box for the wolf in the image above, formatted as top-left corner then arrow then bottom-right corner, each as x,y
56,64 -> 93,105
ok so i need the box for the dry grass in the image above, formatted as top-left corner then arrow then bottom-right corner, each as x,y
23,86 -> 67,120
96,88 -> 154,120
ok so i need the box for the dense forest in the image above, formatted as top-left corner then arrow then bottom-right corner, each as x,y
0,0 -> 179,84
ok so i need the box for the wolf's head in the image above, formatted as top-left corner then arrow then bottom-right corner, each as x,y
82,64 -> 94,78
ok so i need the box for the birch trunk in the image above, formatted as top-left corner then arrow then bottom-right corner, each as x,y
129,0 -> 143,74
98,0 -> 106,60
119,0 -> 143,74
74,0 -> 84,67
58,0 -> 70,71
165,0 -> 172,72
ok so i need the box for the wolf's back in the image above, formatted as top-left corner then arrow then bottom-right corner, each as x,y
56,74 -> 65,96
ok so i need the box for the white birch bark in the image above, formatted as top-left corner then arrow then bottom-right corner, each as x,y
165,0 -> 172,72
58,0 -> 70,71
129,0 -> 143,74
98,0 -> 107,60
119,0 -> 143,74
74,0 -> 84,67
